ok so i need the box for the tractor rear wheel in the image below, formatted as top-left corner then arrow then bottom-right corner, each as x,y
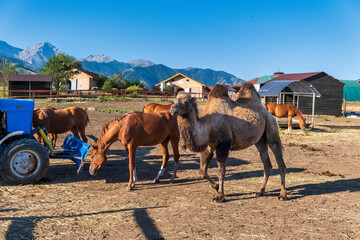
0,138 -> 49,184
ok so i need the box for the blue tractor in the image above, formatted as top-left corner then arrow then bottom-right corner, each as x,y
0,99 -> 90,184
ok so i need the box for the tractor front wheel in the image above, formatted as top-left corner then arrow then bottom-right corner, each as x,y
0,138 -> 49,184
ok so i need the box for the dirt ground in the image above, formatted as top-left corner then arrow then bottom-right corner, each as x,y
1,99 -> 360,240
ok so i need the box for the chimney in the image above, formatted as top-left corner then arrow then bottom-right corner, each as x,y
274,71 -> 284,75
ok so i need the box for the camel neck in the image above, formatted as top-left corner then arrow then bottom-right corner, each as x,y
178,108 -> 208,152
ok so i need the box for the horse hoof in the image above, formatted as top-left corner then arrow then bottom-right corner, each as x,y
125,186 -> 133,191
212,195 -> 225,203
153,178 -> 159,184
170,178 -> 175,183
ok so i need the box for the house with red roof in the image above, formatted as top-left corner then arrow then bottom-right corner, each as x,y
235,72 -> 344,115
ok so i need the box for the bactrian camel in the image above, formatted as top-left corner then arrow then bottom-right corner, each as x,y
170,83 -> 287,202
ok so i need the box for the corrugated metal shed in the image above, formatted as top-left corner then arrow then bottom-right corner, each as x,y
258,80 -> 321,97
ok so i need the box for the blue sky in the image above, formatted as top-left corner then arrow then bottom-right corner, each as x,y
0,0 -> 359,80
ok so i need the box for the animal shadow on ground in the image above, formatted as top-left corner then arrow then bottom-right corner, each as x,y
1,206 -> 165,240
225,168 -> 306,201
283,178 -> 360,200
227,176 -> 360,201
318,124 -> 360,130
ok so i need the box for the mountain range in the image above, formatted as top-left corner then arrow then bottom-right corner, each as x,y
0,40 -> 244,87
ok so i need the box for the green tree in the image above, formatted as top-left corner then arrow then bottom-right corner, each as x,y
102,71 -> 144,90
39,54 -> 81,90
0,59 -> 18,91
163,85 -> 174,92
96,73 -> 106,89
102,78 -> 118,89
126,85 -> 143,91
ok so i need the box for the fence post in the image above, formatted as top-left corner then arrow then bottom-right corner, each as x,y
32,91 -> 35,100
343,95 -> 346,117
78,90 -> 81,100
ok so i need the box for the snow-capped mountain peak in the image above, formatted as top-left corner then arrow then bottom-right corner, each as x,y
18,42 -> 64,68
83,54 -> 115,63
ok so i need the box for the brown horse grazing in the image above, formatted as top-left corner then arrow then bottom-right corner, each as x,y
143,103 -> 173,113
265,103 -> 306,132
33,106 -> 89,144
89,111 -> 180,191
33,106 -> 57,145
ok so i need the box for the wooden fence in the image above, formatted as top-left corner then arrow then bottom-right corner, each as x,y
0,89 -> 208,100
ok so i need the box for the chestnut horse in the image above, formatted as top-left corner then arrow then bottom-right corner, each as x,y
265,103 -> 306,132
142,102 -> 180,179
33,106 -> 89,144
89,111 -> 180,190
143,103 -> 173,113
33,106 -> 57,145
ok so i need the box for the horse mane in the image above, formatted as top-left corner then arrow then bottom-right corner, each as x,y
98,112 -> 134,146
293,106 -> 305,120
40,108 -> 50,119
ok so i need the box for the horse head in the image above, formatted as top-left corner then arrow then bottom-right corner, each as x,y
299,118 -> 307,131
89,143 -> 107,175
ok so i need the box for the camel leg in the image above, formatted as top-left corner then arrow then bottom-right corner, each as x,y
154,138 -> 170,183
199,147 -> 217,190
170,136 -> 180,183
126,146 -> 137,191
213,142 -> 230,203
288,116 -> 292,132
269,142 -> 287,200
254,135 -> 272,197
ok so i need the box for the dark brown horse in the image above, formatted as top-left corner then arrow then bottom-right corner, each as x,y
143,103 -> 173,113
265,103 -> 306,132
33,106 -> 89,143
89,111 -> 180,190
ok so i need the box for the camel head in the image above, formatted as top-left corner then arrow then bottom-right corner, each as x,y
170,91 -> 197,116
237,82 -> 260,100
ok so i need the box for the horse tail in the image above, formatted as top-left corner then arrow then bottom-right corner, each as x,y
85,112 -> 90,126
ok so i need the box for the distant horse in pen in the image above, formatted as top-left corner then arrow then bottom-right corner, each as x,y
265,103 -> 306,132
142,103 -> 173,113
33,106 -> 90,145
89,111 -> 180,190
